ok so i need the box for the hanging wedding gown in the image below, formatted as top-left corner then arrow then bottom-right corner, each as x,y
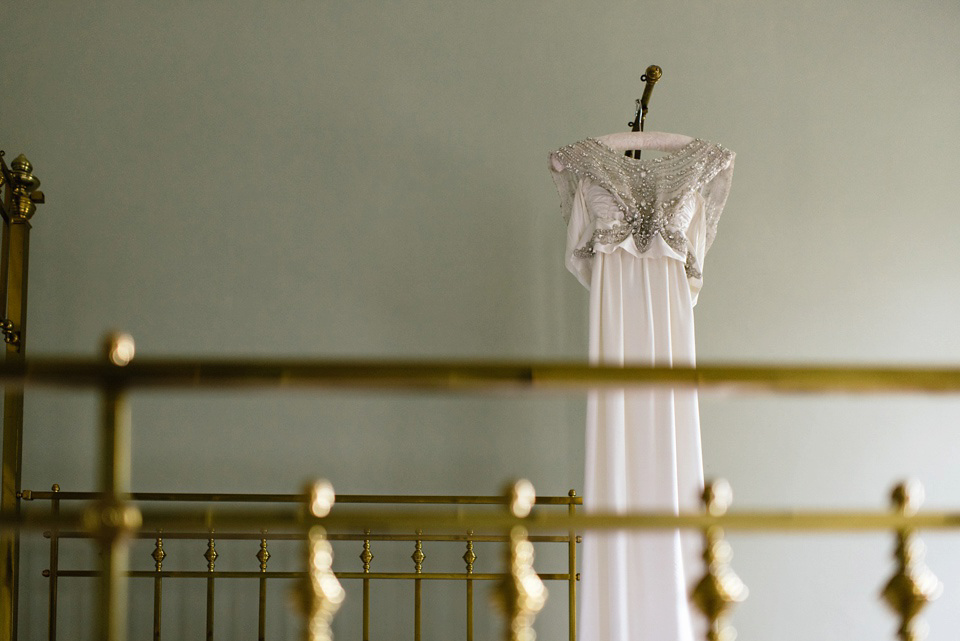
549,138 -> 735,641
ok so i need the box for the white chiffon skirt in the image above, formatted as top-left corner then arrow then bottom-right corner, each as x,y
579,249 -> 705,641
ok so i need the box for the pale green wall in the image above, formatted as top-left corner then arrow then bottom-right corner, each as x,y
3,1 -> 960,640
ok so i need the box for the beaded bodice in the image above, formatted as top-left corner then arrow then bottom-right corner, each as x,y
549,137 -> 735,281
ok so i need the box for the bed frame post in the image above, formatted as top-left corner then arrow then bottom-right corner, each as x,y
94,333 -> 139,641
0,151 -> 43,641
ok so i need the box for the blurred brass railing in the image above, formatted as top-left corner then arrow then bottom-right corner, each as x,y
4,334 -> 960,641
2,358 -> 960,393
6,504 -> 960,534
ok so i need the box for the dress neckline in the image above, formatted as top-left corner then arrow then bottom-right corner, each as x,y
587,137 -> 704,167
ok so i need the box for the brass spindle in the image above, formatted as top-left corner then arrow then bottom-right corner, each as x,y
881,481 -> 942,641
464,531 -> 476,641
152,532 -> 166,641
496,480 -> 547,641
152,534 -> 165,570
204,535 -> 217,641
47,484 -> 60,641
257,533 -> 270,641
360,529 -> 373,641
298,480 -> 344,641
567,489 -> 577,641
412,530 -> 425,641
89,333 -> 141,641
690,479 -> 748,641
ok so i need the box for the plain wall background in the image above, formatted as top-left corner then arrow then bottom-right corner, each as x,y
3,1 -> 960,639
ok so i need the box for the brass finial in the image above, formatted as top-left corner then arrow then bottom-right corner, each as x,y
881,481 -> 942,641
691,479 -> 748,641
204,537 -> 218,572
5,153 -> 44,220
308,480 -> 335,518
891,480 -> 925,516
644,65 -> 662,83
258,536 -> 271,573
102,332 -> 135,367
412,530 -> 425,573
297,527 -> 345,641
463,532 -> 477,574
506,479 -> 536,518
11,154 -> 32,174
152,535 -> 166,571
360,530 -> 373,573
1,319 -> 20,346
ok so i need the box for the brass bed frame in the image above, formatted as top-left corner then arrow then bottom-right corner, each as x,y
1,152 -> 958,641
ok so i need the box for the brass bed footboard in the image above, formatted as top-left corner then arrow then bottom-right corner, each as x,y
9,473 -> 954,641
2,333 -> 960,641
1,334 -> 960,641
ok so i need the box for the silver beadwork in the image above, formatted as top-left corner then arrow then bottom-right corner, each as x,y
551,138 -> 733,281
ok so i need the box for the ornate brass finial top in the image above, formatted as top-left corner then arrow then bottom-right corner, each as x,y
152,536 -> 167,570
882,480 -> 942,641
258,538 -> 271,572
506,479 -> 536,518
102,332 -> 135,366
703,479 -> 733,516
308,480 -> 335,517
892,480 -> 924,516
644,65 -> 662,82
11,154 -> 32,174
3,151 -> 44,219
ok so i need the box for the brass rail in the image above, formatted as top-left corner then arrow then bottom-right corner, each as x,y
21,490 -> 581,504
9,506 -> 960,533
52,570 -> 575,581
5,340 -> 960,641
2,359 -> 960,393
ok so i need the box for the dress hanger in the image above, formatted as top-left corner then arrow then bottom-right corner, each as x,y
596,65 -> 693,155
550,65 -> 692,173
596,131 -> 695,153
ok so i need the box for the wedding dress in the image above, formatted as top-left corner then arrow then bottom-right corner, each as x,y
549,137 -> 735,641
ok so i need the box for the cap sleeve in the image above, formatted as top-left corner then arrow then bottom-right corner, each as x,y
698,145 -> 736,254
548,151 -> 578,225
